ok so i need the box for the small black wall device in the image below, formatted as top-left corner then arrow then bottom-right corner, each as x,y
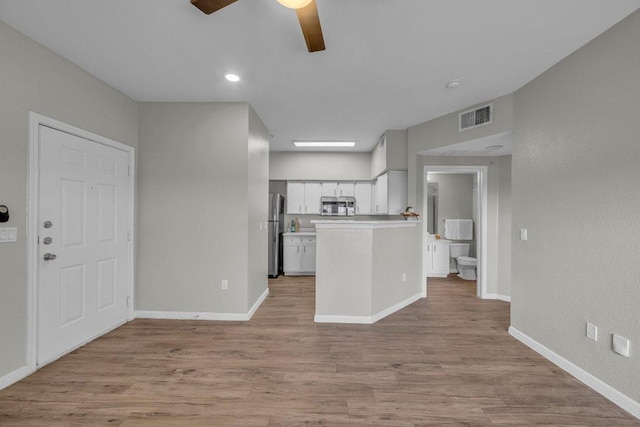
0,205 -> 9,223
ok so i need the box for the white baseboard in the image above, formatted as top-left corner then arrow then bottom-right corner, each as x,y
371,292 -> 423,323
315,292 -> 424,325
314,314 -> 372,324
484,293 -> 511,302
509,326 -> 640,420
0,365 -> 32,391
247,288 -> 269,320
135,310 -> 246,321
136,288 -> 269,322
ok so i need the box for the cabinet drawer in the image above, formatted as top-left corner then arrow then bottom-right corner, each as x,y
302,236 -> 316,245
283,236 -> 301,245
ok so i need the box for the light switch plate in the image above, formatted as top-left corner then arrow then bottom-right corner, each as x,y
613,334 -> 630,357
520,229 -> 528,241
0,227 -> 17,243
586,322 -> 598,341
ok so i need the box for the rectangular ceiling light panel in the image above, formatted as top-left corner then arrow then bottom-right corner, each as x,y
293,141 -> 356,148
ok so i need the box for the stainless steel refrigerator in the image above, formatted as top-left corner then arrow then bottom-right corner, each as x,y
268,193 -> 285,278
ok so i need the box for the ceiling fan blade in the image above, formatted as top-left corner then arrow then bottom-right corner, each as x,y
190,0 -> 238,15
295,0 -> 325,52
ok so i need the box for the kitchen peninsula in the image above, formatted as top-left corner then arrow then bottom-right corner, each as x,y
312,220 -> 424,324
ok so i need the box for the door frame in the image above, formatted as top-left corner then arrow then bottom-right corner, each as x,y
423,165 -> 488,298
27,112 -> 135,371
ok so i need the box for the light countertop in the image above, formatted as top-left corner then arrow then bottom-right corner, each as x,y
426,236 -> 451,243
282,231 -> 316,236
312,220 -> 422,230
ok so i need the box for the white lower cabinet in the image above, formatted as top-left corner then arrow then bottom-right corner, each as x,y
425,241 -> 450,277
284,235 -> 316,275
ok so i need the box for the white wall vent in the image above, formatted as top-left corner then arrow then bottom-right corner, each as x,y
459,103 -> 493,131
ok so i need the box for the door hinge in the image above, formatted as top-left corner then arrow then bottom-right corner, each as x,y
128,165 -> 131,176
127,231 -> 131,242
126,296 -> 131,307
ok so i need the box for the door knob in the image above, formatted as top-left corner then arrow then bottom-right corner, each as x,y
43,221 -> 53,228
43,253 -> 57,261
43,237 -> 52,245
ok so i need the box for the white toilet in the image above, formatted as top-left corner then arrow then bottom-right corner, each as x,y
449,243 -> 477,281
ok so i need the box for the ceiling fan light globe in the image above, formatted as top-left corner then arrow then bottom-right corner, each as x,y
277,0 -> 312,9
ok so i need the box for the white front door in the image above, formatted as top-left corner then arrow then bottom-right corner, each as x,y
37,125 -> 130,366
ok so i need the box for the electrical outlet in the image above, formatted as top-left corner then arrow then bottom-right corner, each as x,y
221,280 -> 228,290
613,334 -> 630,357
402,273 -> 407,282
520,229 -> 528,241
586,322 -> 598,341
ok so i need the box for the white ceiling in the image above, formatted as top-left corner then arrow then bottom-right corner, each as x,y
1,1 -> 638,152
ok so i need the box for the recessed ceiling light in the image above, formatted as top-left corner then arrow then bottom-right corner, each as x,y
293,141 -> 356,148
445,79 -> 461,89
225,73 -> 240,82
277,0 -> 312,9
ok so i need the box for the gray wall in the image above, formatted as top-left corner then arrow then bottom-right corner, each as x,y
371,225 -> 422,314
408,94 -> 514,210
0,21 -> 138,379
511,10 -> 640,402
371,130 -> 408,179
270,152 -> 371,181
427,173 -> 474,237
247,107 -> 270,308
496,156 -> 512,298
137,103 -> 267,314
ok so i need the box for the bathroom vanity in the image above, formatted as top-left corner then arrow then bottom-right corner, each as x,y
425,237 -> 450,277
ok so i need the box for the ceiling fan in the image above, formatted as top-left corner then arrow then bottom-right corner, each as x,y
190,0 -> 325,52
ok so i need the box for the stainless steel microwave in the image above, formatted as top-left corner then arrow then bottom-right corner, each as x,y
321,196 -> 355,216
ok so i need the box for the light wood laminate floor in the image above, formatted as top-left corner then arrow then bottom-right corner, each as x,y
1,275 -> 638,426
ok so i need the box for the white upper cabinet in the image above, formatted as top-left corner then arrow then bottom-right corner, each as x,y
305,182 -> 322,214
287,182 -> 322,214
321,182 -> 338,197
354,182 -> 372,214
287,182 -> 305,214
337,182 -> 355,197
374,173 -> 388,214
373,171 -> 407,215
287,173 -> 405,216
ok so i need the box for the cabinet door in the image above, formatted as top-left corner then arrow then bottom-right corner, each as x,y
304,182 -> 322,214
387,171 -> 408,215
424,243 -> 434,274
337,182 -> 355,197
374,173 -> 388,214
432,242 -> 450,276
302,244 -> 316,272
354,182 -> 372,215
283,244 -> 301,273
321,182 -> 338,197
287,182 -> 305,214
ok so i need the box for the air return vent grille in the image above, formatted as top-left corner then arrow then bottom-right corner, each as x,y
459,103 -> 493,131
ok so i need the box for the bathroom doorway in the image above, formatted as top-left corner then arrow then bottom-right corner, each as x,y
423,166 -> 487,298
